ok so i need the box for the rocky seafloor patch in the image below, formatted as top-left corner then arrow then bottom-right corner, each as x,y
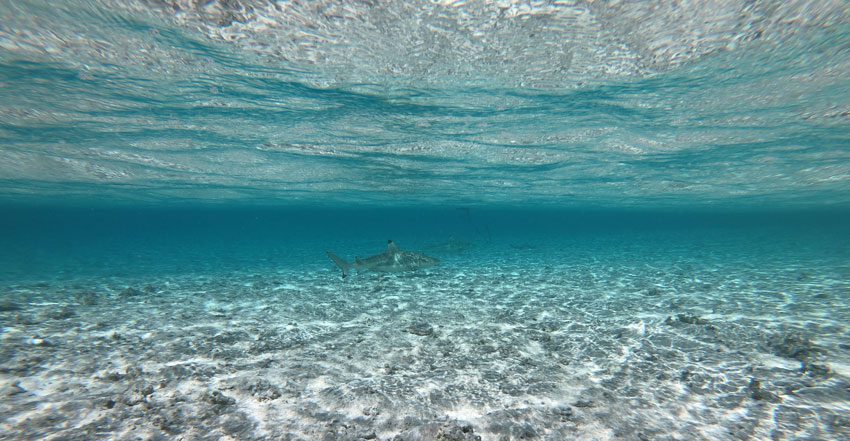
1,259 -> 849,440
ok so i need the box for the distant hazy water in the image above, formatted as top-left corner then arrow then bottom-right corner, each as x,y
1,207 -> 847,282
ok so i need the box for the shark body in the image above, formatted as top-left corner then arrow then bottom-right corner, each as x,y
327,240 -> 440,278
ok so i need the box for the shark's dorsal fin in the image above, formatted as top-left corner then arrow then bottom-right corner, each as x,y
387,240 -> 399,255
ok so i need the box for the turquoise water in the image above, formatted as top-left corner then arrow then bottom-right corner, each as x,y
2,1 -> 850,440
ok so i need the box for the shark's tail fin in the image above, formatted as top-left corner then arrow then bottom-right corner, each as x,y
326,251 -> 351,278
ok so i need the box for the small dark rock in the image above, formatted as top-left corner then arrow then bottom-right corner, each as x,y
203,390 -> 236,406
768,332 -> 823,362
436,422 -> 480,441
125,366 -> 143,379
220,412 -> 256,436
823,411 -> 850,431
104,399 -> 116,409
394,422 -> 480,441
3,381 -> 26,396
122,382 -> 155,406
538,320 -> 561,332
12,313 -> 37,325
0,300 -> 22,312
479,345 -> 497,354
135,383 -> 154,397
245,379 -> 282,401
46,306 -> 76,320
103,371 -> 125,382
665,313 -> 708,326
553,405 -> 573,420
213,330 -> 250,345
573,399 -> 595,408
645,287 -> 663,296
407,322 -> 434,336
499,383 -> 524,396
153,407 -> 186,435
802,362 -> 832,378
76,291 -> 99,306
748,378 -> 781,403
488,421 -> 537,440
120,287 -> 144,297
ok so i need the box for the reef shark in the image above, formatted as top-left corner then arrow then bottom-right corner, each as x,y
327,240 -> 440,278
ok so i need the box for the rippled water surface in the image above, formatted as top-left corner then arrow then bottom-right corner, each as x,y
1,0 -> 848,206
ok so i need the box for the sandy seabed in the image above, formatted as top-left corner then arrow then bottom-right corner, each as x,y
1,257 -> 849,441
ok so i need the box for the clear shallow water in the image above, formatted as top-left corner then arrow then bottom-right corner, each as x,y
2,208 -> 849,440
2,1 -> 850,440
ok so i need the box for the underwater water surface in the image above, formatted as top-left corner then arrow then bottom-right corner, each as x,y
1,1 -> 850,440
